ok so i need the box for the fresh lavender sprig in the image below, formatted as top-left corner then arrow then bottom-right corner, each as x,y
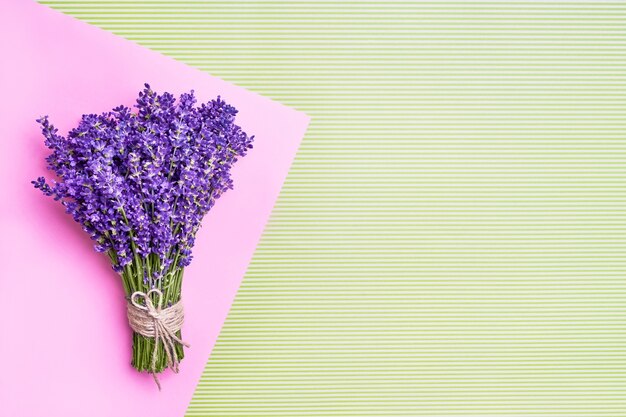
33,84 -> 254,373
34,84 -> 253,282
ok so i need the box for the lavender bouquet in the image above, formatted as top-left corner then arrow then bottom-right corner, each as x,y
33,84 -> 253,387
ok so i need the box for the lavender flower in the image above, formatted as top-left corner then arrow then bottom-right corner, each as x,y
33,84 -> 254,376
33,84 -> 254,282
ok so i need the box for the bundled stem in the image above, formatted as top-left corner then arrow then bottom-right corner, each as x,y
119,256 -> 185,373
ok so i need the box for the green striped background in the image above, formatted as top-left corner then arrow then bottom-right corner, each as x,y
41,1 -> 626,415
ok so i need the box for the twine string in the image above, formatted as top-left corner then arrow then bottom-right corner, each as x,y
127,288 -> 190,390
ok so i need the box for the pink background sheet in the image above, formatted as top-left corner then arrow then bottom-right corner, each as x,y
0,1 -> 309,416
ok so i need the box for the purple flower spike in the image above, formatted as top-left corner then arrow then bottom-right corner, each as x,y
33,85 -> 254,276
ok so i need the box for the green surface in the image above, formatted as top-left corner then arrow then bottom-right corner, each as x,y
42,1 -> 626,415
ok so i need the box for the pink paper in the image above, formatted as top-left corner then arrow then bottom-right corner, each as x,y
0,1 -> 309,415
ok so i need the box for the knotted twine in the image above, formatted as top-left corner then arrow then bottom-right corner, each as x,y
127,289 -> 190,390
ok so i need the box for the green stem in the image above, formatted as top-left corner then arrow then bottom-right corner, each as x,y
121,256 -> 185,373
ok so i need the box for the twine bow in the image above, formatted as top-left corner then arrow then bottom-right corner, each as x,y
127,289 -> 190,390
